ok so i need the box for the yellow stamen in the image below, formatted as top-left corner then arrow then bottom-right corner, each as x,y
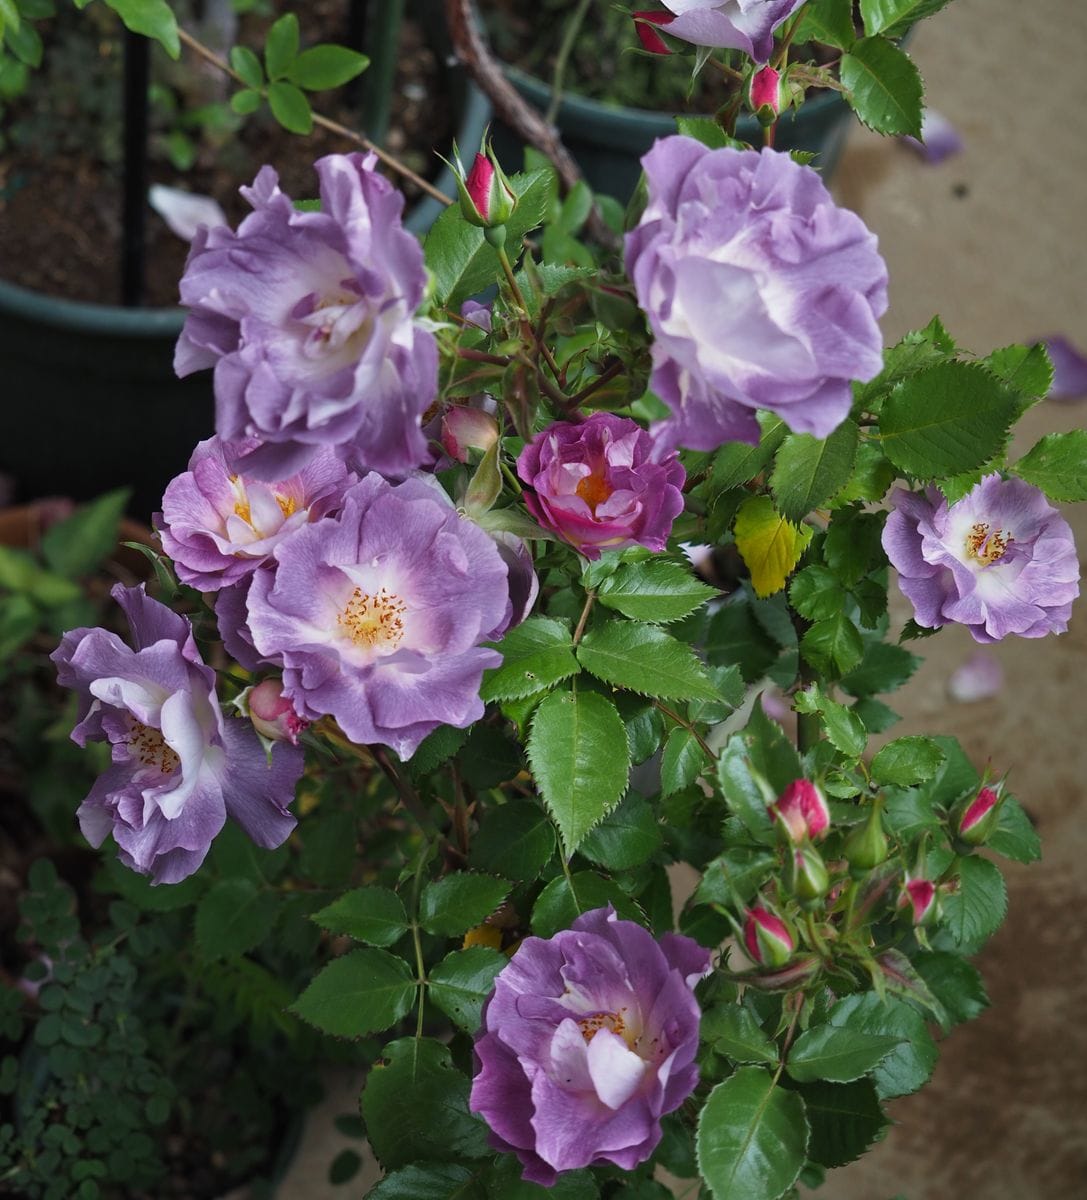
338,586 -> 406,650
575,467 -> 612,514
128,721 -> 180,775
965,521 -> 1012,566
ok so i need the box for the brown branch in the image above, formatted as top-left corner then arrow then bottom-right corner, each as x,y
443,0 -> 618,249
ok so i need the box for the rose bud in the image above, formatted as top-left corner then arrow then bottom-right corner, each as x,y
633,10 -> 675,55
899,876 -> 938,926
747,64 -> 785,125
770,778 -> 830,844
785,844 -> 830,904
844,801 -> 889,871
245,679 -> 309,746
441,406 -> 500,464
954,783 -> 1004,845
450,136 -> 517,233
743,905 -> 794,967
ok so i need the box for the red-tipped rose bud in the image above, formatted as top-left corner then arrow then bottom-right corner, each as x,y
844,800 -> 889,871
451,137 -> 517,232
955,783 -> 1004,845
246,679 -> 308,745
899,876 -> 938,926
785,844 -> 830,903
770,778 -> 830,844
441,406 -> 500,464
747,64 -> 786,126
744,905 -> 794,967
633,10 -> 675,55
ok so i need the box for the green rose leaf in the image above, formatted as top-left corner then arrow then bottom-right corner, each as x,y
469,799 -> 557,880
795,0 -> 856,48
660,726 -> 706,798
1011,430 -> 1087,501
362,1038 -> 489,1169
716,738 -> 776,846
369,1162 -> 486,1199
481,617 -> 579,702
860,0 -> 954,38
310,886 -> 409,947
696,1067 -> 809,1200
800,612 -> 865,678
288,44 -> 369,91
702,1005 -> 778,1066
827,994 -> 938,1099
693,848 -> 777,908
840,35 -> 923,138
578,793 -> 663,870
879,361 -> 1019,478
939,855 -> 1007,954
711,416 -> 787,490
597,560 -> 718,624
425,170 -> 551,307
840,641 -> 920,698
911,951 -> 990,1030
231,87 -> 263,115
770,421 -> 859,522
531,871 -> 642,938
577,621 -> 721,701
870,735 -> 945,786
799,1078 -> 890,1168
428,947 -> 507,1033
526,688 -> 630,855
789,566 -> 847,623
290,948 -> 416,1037
986,795 -> 1041,864
419,874 -> 511,938
194,878 -> 278,961
786,1024 -> 903,1084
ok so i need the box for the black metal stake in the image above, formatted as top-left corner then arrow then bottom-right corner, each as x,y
121,29 -> 150,307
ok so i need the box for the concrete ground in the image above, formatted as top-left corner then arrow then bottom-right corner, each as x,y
271,1 -> 1087,1196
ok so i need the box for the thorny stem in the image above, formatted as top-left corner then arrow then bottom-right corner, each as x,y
771,990 -> 806,1087
176,27 -> 451,205
772,14 -> 804,71
498,245 -> 565,386
457,346 -> 511,367
372,745 -> 440,837
408,838 -> 431,1040
565,359 -> 624,408
655,701 -> 719,763
573,590 -> 596,645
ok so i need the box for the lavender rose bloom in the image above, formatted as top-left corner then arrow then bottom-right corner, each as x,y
471,907 -> 711,1185
244,474 -> 517,758
156,436 -> 355,590
657,0 -> 805,63
517,413 -> 685,559
174,152 -> 436,481
51,585 -> 302,884
882,474 -> 1080,642
626,139 -> 888,449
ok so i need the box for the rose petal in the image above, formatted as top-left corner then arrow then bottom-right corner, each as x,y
900,109 -> 964,164
1039,335 -> 1087,402
947,650 -> 1004,703
149,184 -> 228,242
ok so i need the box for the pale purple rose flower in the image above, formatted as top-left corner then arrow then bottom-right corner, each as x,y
51,585 -> 302,884
156,436 -> 355,590
626,139 -> 888,449
900,108 -> 964,164
471,907 -> 711,1185
517,413 -> 685,560
883,475 -> 1080,643
243,474 -> 516,759
174,152 -> 437,481
658,0 -> 805,64
1039,334 -> 1087,402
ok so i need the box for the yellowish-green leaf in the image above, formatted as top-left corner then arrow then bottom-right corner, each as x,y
733,496 -> 813,598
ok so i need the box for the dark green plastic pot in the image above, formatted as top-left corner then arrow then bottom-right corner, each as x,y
493,65 -> 852,201
0,85 -> 490,521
